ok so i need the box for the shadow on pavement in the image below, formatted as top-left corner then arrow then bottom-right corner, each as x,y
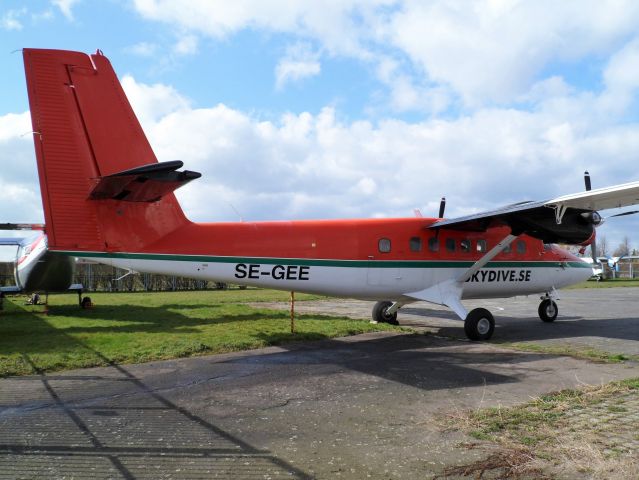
0,348 -> 311,479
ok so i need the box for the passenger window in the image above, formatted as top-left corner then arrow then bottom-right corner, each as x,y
379,238 -> 391,253
477,239 -> 487,253
460,239 -> 471,252
446,238 -> 455,252
503,243 -> 512,253
409,237 -> 422,252
428,237 -> 439,252
516,240 -> 526,254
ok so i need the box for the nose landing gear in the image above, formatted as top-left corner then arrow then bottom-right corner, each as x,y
538,298 -> 558,322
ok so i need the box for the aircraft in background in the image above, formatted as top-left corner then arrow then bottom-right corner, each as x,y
0,224 -> 90,308
20,48 -> 639,340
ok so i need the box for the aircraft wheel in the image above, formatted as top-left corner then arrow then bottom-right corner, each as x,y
538,299 -> 558,322
464,308 -> 495,341
81,296 -> 92,309
372,301 -> 399,325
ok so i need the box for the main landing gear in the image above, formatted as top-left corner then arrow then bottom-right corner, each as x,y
372,301 -> 399,325
464,308 -> 495,341
373,291 -> 560,341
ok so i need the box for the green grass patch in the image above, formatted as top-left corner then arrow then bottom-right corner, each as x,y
0,290 -> 405,376
567,279 -> 639,289
459,378 -> 639,447
495,341 -> 638,363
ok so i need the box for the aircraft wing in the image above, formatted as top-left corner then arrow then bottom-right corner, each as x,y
431,180 -> 639,244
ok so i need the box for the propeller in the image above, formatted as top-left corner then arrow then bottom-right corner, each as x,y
438,197 -> 446,218
583,171 -> 599,263
582,171 -> 639,262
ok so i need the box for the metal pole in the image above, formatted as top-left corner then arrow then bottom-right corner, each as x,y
290,291 -> 295,334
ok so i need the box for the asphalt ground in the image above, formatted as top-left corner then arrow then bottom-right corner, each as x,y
1,287 -> 638,479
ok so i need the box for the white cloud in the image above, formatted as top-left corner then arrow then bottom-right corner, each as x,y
51,0 -> 80,21
1,8 -> 26,30
132,0 -> 393,58
275,43 -> 321,89
0,112 -> 32,143
115,76 -> 639,229
386,0 -> 639,106
121,75 -> 191,124
173,34 -> 198,56
0,112 -> 44,223
132,0 -> 639,110
125,42 -> 158,57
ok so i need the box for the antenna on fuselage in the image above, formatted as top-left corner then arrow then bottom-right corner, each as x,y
438,197 -> 446,218
227,202 -> 244,222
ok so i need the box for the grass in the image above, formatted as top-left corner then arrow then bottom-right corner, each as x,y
0,289 -> 405,377
495,340 -> 639,364
444,378 -> 639,478
567,278 -> 639,289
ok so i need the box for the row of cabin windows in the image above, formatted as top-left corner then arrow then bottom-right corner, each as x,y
379,237 -> 527,255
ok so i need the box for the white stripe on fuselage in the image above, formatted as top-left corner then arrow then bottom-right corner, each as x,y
81,256 -> 592,301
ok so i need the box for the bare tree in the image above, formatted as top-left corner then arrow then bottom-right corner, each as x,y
596,235 -> 609,257
613,236 -> 631,257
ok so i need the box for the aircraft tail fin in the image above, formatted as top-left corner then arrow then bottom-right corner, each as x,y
23,48 -> 194,253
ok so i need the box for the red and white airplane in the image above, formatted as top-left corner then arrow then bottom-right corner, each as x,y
20,48 -> 639,340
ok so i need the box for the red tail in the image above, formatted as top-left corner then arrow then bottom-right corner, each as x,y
23,48 -> 192,252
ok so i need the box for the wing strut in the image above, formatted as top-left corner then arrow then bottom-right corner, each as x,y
404,233 -> 518,320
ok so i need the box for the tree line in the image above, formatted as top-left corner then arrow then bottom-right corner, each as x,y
0,262 -> 228,291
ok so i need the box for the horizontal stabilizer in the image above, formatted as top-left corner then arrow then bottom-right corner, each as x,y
88,161 -> 201,202
0,238 -> 25,246
0,223 -> 45,231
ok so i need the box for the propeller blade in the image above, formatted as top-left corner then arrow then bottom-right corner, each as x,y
608,210 -> 639,218
590,236 -> 598,264
438,197 -> 446,218
584,170 -> 592,191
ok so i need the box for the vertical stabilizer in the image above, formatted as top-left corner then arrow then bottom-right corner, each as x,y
23,49 -> 190,252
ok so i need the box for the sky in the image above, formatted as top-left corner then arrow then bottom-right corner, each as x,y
1,0 -> 639,257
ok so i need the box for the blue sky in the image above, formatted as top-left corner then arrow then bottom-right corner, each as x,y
2,0 -> 639,256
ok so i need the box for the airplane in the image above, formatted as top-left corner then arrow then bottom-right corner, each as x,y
0,224 -> 90,308
19,48 -> 639,340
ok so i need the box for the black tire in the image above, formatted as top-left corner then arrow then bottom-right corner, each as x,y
372,301 -> 399,325
538,299 -> 558,322
464,308 -> 495,341
81,296 -> 92,309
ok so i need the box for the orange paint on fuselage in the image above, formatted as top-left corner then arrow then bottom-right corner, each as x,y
139,217 -> 581,264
